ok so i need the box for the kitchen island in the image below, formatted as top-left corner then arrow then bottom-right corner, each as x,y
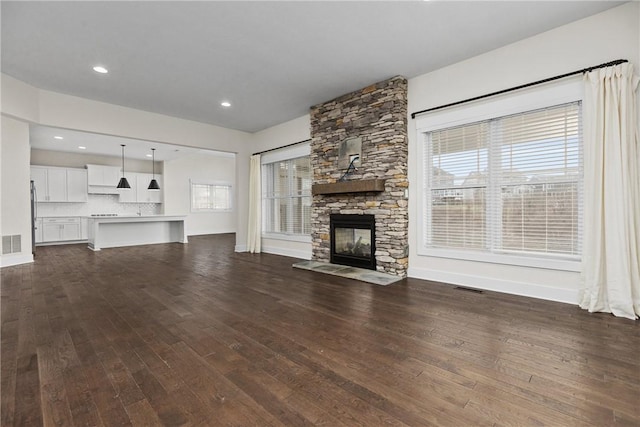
87,215 -> 187,251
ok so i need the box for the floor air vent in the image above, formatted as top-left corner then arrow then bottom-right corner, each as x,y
455,286 -> 483,294
2,235 -> 22,255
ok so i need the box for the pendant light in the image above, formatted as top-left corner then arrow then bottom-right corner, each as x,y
148,148 -> 160,190
116,144 -> 131,189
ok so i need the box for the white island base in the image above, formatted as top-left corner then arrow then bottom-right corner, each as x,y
87,215 -> 188,251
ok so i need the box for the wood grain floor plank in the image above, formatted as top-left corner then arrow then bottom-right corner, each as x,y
2,234 -> 638,426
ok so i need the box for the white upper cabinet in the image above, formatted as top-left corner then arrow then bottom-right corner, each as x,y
118,173 -> 163,203
31,166 -> 87,203
117,173 -> 138,203
87,164 -> 121,186
46,168 -> 67,202
66,169 -> 88,202
86,164 -> 122,193
137,173 -> 163,203
31,167 -> 48,201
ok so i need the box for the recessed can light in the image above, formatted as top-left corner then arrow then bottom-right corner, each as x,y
146,154 -> 153,158
78,146 -> 87,150
93,65 -> 108,74
54,136 -> 64,140
221,101 -> 231,107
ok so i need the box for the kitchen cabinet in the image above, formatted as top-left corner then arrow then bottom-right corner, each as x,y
118,173 -> 163,203
67,169 -> 89,202
118,174 -> 138,203
87,164 -> 121,194
137,173 -> 163,203
41,217 -> 81,242
35,218 -> 43,243
80,217 -> 88,240
31,166 -> 65,202
30,166 -> 88,203
31,167 -> 47,201
87,164 -> 122,187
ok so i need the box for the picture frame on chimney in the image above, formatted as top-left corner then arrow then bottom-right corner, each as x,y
338,137 -> 362,169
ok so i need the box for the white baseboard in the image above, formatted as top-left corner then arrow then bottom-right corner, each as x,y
407,266 -> 578,305
261,245 -> 312,260
1,253 -> 34,268
188,230 -> 235,237
36,239 -> 87,246
235,244 -> 247,252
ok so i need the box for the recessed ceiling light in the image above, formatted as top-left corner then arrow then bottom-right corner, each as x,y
146,154 -> 153,158
78,146 -> 87,150
221,101 -> 231,107
54,136 -> 64,140
93,65 -> 108,74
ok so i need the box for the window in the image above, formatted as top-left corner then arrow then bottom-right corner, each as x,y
421,100 -> 582,266
191,182 -> 232,211
262,156 -> 312,236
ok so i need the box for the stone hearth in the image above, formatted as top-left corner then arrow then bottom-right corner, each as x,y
310,76 -> 408,277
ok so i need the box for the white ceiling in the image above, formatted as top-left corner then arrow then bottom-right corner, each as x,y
1,1 -> 623,135
10,1 -> 625,162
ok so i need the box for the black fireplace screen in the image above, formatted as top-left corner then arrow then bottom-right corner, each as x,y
330,214 -> 376,270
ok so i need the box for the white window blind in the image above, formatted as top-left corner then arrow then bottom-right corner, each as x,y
191,183 -> 232,211
263,156 -> 312,235
425,102 -> 582,259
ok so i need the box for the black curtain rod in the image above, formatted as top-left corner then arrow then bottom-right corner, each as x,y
252,139 -> 311,156
410,59 -> 629,119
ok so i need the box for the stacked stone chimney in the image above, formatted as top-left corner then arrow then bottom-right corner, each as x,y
310,76 -> 409,277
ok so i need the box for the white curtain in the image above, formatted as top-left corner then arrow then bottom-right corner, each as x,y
247,154 -> 262,253
580,63 -> 640,320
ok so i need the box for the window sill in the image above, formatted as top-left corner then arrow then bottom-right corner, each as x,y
262,233 -> 311,243
417,247 -> 581,272
190,209 -> 233,213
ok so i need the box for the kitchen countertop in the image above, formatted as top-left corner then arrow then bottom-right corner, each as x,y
86,214 -> 185,220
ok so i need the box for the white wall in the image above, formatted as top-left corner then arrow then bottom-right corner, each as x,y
407,2 -> 640,303
1,117 -> 33,267
250,115 -> 312,259
1,75 -> 39,123
163,152 -> 236,236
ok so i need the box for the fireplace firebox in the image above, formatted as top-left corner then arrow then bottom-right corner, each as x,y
330,214 -> 376,270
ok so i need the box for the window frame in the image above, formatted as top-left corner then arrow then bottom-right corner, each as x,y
260,143 -> 312,242
415,80 -> 583,272
189,180 -> 233,213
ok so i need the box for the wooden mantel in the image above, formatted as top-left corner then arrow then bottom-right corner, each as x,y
312,179 -> 386,195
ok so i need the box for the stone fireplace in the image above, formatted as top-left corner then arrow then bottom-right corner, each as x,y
310,76 -> 408,277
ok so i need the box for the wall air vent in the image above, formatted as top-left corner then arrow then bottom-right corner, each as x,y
2,235 -> 22,255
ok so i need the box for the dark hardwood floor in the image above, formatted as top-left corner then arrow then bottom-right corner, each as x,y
1,234 -> 638,426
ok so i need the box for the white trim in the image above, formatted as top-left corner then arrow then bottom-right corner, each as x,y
415,80 -> 583,132
190,180 -> 233,212
188,230 -> 235,237
262,232 -> 311,243
418,248 -> 581,272
260,142 -> 311,164
235,244 -> 247,252
37,240 -> 87,246
407,266 -> 578,305
1,253 -> 34,268
190,179 -> 233,186
261,244 -> 312,260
